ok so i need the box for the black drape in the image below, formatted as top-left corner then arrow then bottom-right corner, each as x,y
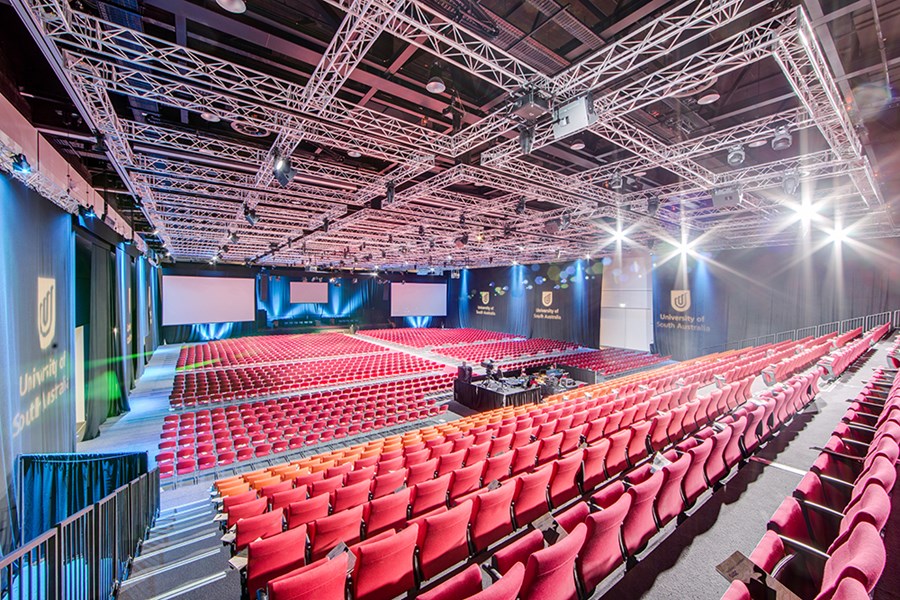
17,452 -> 147,543
447,260 -> 603,348
80,238 -> 128,440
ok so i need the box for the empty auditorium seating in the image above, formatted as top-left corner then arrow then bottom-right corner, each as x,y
358,328 -> 519,348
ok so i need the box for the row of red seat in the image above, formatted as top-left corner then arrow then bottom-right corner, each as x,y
176,333 -> 388,370
170,371 -> 453,411
225,370 -> 749,597
358,328 -> 519,348
766,334 -> 847,383
228,365 -> 828,600
216,370 -> 759,597
817,323 -> 891,379
558,347 -> 667,375
722,358 -> 897,600
169,351 -> 447,406
432,338 -> 582,363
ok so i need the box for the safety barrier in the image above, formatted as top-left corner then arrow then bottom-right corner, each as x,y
0,469 -> 158,599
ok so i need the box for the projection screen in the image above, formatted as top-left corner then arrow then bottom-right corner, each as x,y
290,281 -> 329,304
162,275 -> 256,325
390,282 -> 447,317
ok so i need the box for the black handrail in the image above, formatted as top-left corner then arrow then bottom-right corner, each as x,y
0,468 -> 159,600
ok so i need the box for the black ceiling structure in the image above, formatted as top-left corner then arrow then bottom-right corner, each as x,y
0,0 -> 898,267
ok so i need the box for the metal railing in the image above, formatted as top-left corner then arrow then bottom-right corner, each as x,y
0,469 -> 158,600
701,309 -> 900,355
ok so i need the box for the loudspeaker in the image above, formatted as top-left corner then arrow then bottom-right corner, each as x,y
259,274 -> 269,303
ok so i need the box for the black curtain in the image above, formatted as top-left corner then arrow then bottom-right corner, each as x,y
79,236 -> 128,440
17,452 -> 147,543
447,260 -> 603,348
0,174 -> 75,554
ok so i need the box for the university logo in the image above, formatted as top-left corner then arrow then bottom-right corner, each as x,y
480,291 -> 490,305
37,276 -> 56,350
541,291 -> 553,307
671,289 -> 691,313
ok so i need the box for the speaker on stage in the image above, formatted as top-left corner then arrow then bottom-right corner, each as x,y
458,362 -> 473,383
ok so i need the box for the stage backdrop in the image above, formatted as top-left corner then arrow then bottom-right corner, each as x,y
0,174 -> 75,554
447,260 -> 602,348
160,264 -> 448,343
653,238 -> 900,360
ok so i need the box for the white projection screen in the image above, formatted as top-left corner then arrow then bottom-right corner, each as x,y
162,276 -> 256,325
391,282 -> 448,317
290,281 -> 329,304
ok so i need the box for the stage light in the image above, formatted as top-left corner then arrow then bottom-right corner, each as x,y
569,139 -> 585,151
697,91 -> 720,105
795,199 -> 816,221
385,180 -> 395,205
230,231 -> 240,244
782,169 -> 800,197
828,225 -> 849,244
322,217 -> 329,232
612,229 -> 626,243
771,126 -> 793,151
748,138 -> 768,148
610,172 -> 623,190
244,205 -> 258,226
216,0 -> 246,12
727,145 -> 745,167
426,63 -> 446,94
347,149 -> 362,158
273,151 -> 296,187
11,153 -> 31,174
200,111 -> 221,122
515,199 -> 526,215
647,195 -> 660,216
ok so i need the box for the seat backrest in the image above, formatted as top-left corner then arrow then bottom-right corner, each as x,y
683,437 -> 714,505
267,552 -> 348,600
655,452 -> 691,528
246,525 -> 307,599
287,493 -> 331,530
578,491 -> 631,592
449,461 -> 483,500
519,522 -> 587,600
469,562 -> 525,600
332,479 -> 372,513
511,466 -> 553,528
582,438 -> 611,492
351,522 -> 418,600
227,497 -> 268,528
819,522 -> 885,597
470,483 -> 516,552
620,470 -> 664,555
371,468 -> 408,499
309,505 -> 364,561
417,563 -> 482,600
235,508 -> 284,552
410,473 -> 452,517
363,488 -> 411,536
548,450 -> 584,507
415,500 -> 473,580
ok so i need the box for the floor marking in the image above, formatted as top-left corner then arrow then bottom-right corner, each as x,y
122,548 -> 222,586
134,531 -> 217,561
749,456 -> 808,477
145,571 -> 228,600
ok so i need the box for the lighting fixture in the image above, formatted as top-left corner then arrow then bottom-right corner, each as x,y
216,0 -> 246,13
230,231 -> 240,244
322,218 -> 329,233
634,170 -> 647,177
244,205 -> 258,226
782,169 -> 800,197
11,153 -> 31,174
200,111 -> 221,123
727,145 -> 745,167
347,149 -> 362,158
828,225 -> 849,244
514,199 -> 526,215
569,139 -> 585,151
771,126 -> 793,151
385,180 -> 395,205
748,138 -> 768,148
272,150 -> 296,186
647,195 -> 660,216
697,91 -> 720,105
425,63 -> 446,94
610,172 -> 623,190
612,228 -> 626,243
459,213 -> 466,226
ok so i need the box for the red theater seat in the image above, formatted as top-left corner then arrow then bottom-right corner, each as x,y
267,552 -> 348,600
350,523 -> 418,600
